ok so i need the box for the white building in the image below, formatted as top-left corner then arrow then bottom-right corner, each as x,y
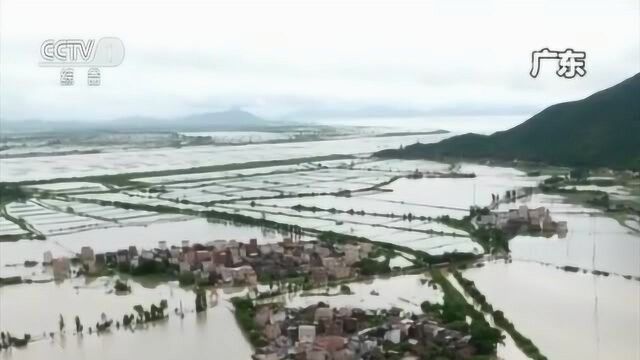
384,328 -> 401,344
298,325 -> 316,343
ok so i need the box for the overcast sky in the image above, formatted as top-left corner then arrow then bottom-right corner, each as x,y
0,0 -> 638,122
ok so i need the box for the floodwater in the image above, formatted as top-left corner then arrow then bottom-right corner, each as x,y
0,278 -> 253,360
498,193 -> 640,276
275,274 -> 442,314
2,132 -> 639,360
0,133 -> 452,182
510,214 -> 640,276
365,164 -> 542,215
476,190 -> 640,359
464,261 -> 640,360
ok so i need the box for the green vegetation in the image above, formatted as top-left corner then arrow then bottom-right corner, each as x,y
113,279 -> 131,293
355,257 -> 391,276
0,185 -> 29,205
178,272 -> 196,286
437,214 -> 509,254
195,288 -> 207,313
427,269 -> 504,356
230,297 -> 268,347
538,170 -> 639,217
471,227 -> 509,254
376,73 -> 640,169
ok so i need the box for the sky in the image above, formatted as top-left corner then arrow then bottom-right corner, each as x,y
0,0 -> 638,123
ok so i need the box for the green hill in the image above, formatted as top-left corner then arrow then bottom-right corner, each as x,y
376,73 -> 640,169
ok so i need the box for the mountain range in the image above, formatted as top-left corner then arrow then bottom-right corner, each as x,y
0,110 -> 279,134
376,73 -> 640,169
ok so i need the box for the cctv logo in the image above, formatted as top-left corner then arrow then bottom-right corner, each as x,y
41,39 -> 95,62
39,37 -> 125,67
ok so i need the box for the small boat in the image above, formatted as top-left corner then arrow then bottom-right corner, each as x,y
370,290 -> 379,296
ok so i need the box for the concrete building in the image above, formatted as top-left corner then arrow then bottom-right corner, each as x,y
79,246 -> 95,263
116,249 -> 130,265
315,307 -> 333,323
52,257 -> 70,280
343,244 -> 361,265
298,325 -> 316,343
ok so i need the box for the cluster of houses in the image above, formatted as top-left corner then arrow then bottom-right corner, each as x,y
252,304 -> 476,360
43,237 -> 375,286
476,205 -> 568,237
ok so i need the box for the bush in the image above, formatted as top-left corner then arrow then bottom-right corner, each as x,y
420,300 -> 441,314
355,258 -> 390,276
469,319 -> 502,354
114,279 -> 131,292
178,272 -> 195,286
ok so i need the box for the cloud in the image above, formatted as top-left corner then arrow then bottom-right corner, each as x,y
1,0 -> 638,121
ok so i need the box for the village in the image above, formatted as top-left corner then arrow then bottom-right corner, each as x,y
43,235 -> 382,290
476,205 -> 568,238
246,301 -> 478,360
1,205 -> 570,359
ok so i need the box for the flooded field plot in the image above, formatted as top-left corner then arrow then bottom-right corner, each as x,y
243,195 -> 469,219
510,214 -> 640,276
68,193 -> 206,211
5,200 -> 112,236
37,199 -> 188,225
495,192 -> 640,276
0,133 -> 451,182
179,131 -> 294,143
266,274 -> 443,314
350,159 -> 451,173
464,261 -> 640,360
24,182 -> 110,194
0,216 -> 26,236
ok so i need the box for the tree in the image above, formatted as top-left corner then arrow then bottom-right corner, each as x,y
122,314 -> 132,327
469,319 -> 503,354
133,305 -> 144,321
441,297 -> 466,323
75,316 -> 83,334
114,279 -> 130,292
195,288 -> 207,313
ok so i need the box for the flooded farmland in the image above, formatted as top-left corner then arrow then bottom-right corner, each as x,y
464,261 -> 640,360
1,132 -> 639,360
